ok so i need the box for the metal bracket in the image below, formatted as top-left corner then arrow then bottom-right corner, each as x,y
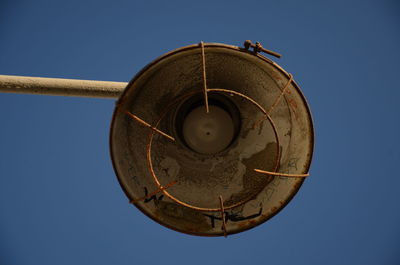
243,40 -> 282,58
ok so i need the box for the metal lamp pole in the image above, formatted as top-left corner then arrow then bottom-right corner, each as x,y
0,75 -> 127,98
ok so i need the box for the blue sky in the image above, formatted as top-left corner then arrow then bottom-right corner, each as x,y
0,1 -> 399,264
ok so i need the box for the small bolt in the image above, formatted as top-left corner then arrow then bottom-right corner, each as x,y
244,40 -> 252,50
255,42 -> 262,53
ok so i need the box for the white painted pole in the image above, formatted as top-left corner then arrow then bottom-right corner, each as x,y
0,75 -> 127,99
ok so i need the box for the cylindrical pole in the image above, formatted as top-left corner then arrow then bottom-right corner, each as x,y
0,75 -> 127,99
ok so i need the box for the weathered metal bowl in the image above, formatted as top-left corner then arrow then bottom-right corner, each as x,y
110,42 -> 314,236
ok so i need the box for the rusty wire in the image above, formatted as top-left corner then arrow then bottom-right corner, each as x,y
123,110 -> 175,141
219,196 -> 227,237
200,41 -> 209,113
253,73 -> 293,129
253,169 -> 309,178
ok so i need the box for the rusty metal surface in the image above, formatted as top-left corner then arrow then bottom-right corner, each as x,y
110,42 -> 314,236
0,75 -> 126,98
